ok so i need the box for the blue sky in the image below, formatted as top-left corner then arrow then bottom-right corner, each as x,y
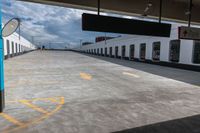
2,0 -> 123,48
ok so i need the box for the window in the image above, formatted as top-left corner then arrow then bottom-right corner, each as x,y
15,43 -> 18,54
18,44 -> 20,53
105,48 -> 107,56
130,45 -> 135,60
6,40 -> 10,56
109,47 -> 112,57
101,48 -> 103,55
97,48 -> 99,55
152,42 -> 161,61
121,46 -> 126,58
169,40 -> 180,62
94,49 -> 96,54
193,41 -> 200,64
11,42 -> 14,56
115,46 -> 118,58
140,43 -> 146,60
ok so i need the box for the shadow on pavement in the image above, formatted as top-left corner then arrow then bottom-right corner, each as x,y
112,114 -> 200,133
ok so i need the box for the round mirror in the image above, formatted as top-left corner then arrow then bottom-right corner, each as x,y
2,18 -> 20,37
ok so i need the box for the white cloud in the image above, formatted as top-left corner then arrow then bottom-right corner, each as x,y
1,0 -> 120,48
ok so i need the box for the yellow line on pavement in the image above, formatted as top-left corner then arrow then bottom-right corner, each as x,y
48,98 -> 59,103
6,97 -> 63,104
0,113 -> 24,126
19,100 -> 49,114
123,72 -> 140,78
3,97 -> 65,133
80,72 -> 92,80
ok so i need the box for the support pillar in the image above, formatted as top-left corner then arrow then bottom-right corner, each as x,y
0,40 -> 4,113
0,2 -> 5,112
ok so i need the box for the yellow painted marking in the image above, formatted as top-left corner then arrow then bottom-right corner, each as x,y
80,72 -> 92,80
19,100 -> 49,114
1,97 -> 65,133
48,98 -> 59,103
7,97 -> 63,104
123,72 -> 140,78
0,113 -> 24,126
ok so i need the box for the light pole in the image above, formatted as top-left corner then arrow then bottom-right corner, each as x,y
31,36 -> 45,49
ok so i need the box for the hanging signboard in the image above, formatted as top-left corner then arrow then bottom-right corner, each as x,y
179,26 -> 200,40
82,13 -> 171,37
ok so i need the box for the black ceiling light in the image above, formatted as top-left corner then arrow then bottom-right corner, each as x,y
142,1 -> 153,17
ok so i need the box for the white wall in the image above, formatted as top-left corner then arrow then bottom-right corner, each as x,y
179,40 -> 193,64
3,32 -> 37,57
81,25 -> 198,66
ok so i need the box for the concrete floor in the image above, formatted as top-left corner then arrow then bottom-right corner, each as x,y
1,50 -> 200,133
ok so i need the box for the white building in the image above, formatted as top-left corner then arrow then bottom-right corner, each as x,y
80,24 -> 200,70
2,32 -> 37,59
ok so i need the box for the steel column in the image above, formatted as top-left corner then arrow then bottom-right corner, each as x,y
159,0 -> 163,23
97,0 -> 100,15
188,0 -> 193,27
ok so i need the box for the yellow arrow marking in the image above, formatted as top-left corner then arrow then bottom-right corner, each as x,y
80,72 -> 92,80
123,72 -> 140,78
0,113 -> 24,126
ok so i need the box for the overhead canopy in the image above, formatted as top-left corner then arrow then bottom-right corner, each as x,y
18,0 -> 200,24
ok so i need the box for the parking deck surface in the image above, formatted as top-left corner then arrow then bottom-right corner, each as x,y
1,50 -> 200,133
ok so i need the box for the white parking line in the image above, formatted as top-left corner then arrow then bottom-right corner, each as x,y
123,72 -> 140,78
